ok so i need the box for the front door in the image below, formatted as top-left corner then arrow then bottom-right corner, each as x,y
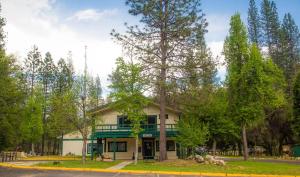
143,139 -> 154,159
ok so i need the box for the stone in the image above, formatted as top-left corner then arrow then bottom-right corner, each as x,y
195,155 -> 205,163
215,159 -> 226,166
103,158 -> 113,162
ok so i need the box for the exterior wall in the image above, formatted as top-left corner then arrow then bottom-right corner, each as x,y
95,105 -> 179,125
63,140 -> 93,156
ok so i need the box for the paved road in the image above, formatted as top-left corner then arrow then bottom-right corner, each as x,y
0,167 -> 206,177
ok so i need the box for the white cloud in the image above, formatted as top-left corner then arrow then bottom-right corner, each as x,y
208,41 -> 226,81
1,0 -> 122,96
67,8 -> 118,21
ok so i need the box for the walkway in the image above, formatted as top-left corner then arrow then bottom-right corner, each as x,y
106,161 -> 133,170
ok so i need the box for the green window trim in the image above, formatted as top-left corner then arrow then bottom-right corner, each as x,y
108,142 -> 127,152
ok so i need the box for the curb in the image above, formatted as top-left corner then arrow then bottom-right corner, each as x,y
0,163 -> 298,177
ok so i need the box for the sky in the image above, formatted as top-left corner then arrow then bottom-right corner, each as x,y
1,0 -> 300,95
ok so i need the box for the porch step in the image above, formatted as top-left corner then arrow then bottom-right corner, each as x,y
107,161 -> 133,170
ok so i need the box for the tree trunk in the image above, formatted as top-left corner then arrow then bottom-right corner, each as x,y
212,139 -> 217,156
31,143 -> 35,156
159,0 -> 168,162
242,123 -> 248,160
82,136 -> 87,164
134,136 -> 138,165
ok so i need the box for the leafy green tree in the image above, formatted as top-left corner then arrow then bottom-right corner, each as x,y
112,0 -> 208,161
207,88 -> 238,155
293,72 -> 300,141
224,13 -> 252,160
109,57 -> 148,165
176,114 -> 209,157
248,0 -> 261,45
21,87 -> 44,155
0,51 -> 26,151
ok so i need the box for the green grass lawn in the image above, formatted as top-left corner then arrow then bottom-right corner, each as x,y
123,160 -> 300,175
35,160 -> 122,169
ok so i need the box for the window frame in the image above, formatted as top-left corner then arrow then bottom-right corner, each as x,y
108,142 -> 127,152
167,140 -> 176,151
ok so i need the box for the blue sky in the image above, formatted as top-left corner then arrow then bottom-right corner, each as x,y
2,0 -> 300,95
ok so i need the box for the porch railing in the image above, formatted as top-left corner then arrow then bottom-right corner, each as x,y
95,124 -> 176,133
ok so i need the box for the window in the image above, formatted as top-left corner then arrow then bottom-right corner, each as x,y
155,140 -> 159,152
87,143 -> 97,154
155,140 -> 175,151
159,114 -> 168,119
117,116 -> 131,128
108,142 -> 127,152
167,140 -> 175,151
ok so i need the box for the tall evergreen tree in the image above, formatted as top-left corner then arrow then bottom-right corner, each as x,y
248,0 -> 261,45
260,0 -> 281,66
112,0 -> 208,161
24,45 -> 42,95
280,13 -> 300,96
0,4 -> 5,52
39,52 -> 56,155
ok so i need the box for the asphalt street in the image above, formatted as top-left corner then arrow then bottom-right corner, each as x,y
0,167 -> 206,177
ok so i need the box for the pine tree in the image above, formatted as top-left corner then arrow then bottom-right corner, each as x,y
112,0 -> 208,161
0,4 -> 5,52
281,13 -> 300,96
39,52 -> 56,155
24,45 -> 42,95
248,0 -> 261,45
260,0 -> 281,66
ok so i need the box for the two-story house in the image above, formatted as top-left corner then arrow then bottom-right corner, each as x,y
62,102 -> 180,160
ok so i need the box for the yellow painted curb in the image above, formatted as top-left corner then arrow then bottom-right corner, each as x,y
0,162 -> 298,177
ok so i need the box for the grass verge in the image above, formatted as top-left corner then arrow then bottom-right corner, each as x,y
35,160 -> 122,169
123,159 -> 300,175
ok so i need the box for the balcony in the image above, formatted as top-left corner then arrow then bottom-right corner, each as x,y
92,124 -> 177,138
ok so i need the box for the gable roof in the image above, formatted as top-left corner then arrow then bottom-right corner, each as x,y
88,101 -> 181,115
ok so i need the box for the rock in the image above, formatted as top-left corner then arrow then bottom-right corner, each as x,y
215,159 -> 226,166
186,155 -> 194,160
204,161 -> 209,165
195,155 -> 205,163
96,157 -> 102,161
103,158 -> 113,162
102,153 -> 110,159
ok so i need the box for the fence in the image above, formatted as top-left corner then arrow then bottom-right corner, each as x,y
0,152 -> 17,162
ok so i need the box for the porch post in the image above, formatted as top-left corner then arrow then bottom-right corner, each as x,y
91,118 -> 95,160
113,137 -> 116,160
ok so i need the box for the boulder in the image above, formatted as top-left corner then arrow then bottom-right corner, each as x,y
215,159 -> 226,166
195,155 -> 205,163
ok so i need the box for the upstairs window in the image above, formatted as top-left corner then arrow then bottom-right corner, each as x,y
117,115 -> 131,128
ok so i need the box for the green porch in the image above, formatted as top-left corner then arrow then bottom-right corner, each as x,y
89,124 -> 178,160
